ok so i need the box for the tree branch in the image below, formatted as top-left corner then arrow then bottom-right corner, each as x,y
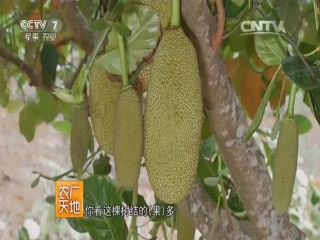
0,47 -> 49,91
180,0 -> 305,239
57,0 -> 97,55
178,179 -> 254,239
0,1 -> 96,93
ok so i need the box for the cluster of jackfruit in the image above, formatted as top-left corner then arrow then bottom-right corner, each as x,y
88,0 -> 203,204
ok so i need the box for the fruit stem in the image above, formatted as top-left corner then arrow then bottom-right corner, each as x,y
218,155 -> 233,225
78,27 -> 112,92
161,222 -> 169,240
127,190 -> 138,240
76,169 -> 82,180
170,0 -> 180,27
286,83 -> 298,117
118,33 -> 129,87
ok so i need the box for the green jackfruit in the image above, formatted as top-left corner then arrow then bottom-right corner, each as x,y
89,64 -> 122,155
133,62 -> 152,97
177,209 -> 195,240
144,27 -> 203,204
128,0 -> 171,31
70,106 -> 91,171
272,114 -> 299,212
114,85 -> 143,189
131,0 -> 172,96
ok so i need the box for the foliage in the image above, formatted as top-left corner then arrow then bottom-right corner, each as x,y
1,0 -> 320,239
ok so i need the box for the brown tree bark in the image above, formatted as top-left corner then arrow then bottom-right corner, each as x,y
179,0 -> 305,239
0,1 -> 306,239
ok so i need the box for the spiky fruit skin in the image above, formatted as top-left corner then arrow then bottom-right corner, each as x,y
70,106 -> 91,171
144,27 -> 203,204
129,0 -> 171,31
133,62 -> 152,97
130,0 -> 171,97
114,86 -> 144,189
89,64 -> 122,155
272,114 -> 298,212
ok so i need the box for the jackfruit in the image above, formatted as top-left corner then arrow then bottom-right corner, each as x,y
133,62 -> 152,97
144,27 -> 203,204
128,0 -> 171,32
130,0 -> 172,96
89,64 -> 122,155
114,85 -> 143,189
272,114 -> 298,212
70,105 -> 91,171
177,209 -> 195,240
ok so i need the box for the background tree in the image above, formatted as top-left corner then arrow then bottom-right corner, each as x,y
1,0 -> 320,239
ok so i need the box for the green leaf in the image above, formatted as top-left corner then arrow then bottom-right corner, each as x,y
282,56 -> 320,90
227,189 -> 246,214
67,175 -> 125,240
37,89 -> 59,123
18,227 -> 30,240
270,119 -> 280,140
295,114 -> 312,135
58,100 -> 72,119
0,87 -> 9,107
106,0 -> 128,21
6,100 -> 23,113
68,218 -> 88,233
41,42 -> 59,73
273,0 -> 300,33
224,0 -> 248,18
289,213 -> 300,223
19,105 -> 37,142
204,177 -> 219,186
41,69 -> 56,89
45,195 -> 55,205
40,42 -> 58,88
311,187 -> 320,205
93,154 -> 112,175
264,140 -> 275,167
228,25 -> 247,52
231,0 -> 245,7
244,69 -> 279,140
86,19 -> 112,32
31,175 -> 40,188
309,88 -> 320,125
111,22 -> 132,37
254,35 -> 286,65
299,42 -> 320,62
197,136 -> 220,202
120,189 -> 148,207
303,90 -> 313,112
97,5 -> 161,75
52,121 -> 71,138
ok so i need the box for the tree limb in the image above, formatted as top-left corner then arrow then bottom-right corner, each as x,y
180,0 -> 305,239
0,47 -> 48,90
0,1 -> 96,92
57,0 -> 97,55
178,179 -> 254,239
